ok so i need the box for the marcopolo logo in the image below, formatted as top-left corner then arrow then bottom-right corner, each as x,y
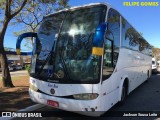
48,83 -> 58,88
50,88 -> 55,94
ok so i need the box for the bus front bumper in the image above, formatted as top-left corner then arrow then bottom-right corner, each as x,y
29,88 -> 104,116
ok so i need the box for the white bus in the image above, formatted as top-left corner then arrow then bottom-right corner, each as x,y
16,3 -> 152,116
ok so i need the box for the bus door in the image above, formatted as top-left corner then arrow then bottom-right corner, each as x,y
103,39 -> 114,80
100,38 -> 114,110
100,8 -> 121,111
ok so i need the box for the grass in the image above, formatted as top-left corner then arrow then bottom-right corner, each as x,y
0,76 -> 29,81
0,76 -> 30,88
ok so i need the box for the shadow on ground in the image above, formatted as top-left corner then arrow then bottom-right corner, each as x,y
0,87 -> 35,112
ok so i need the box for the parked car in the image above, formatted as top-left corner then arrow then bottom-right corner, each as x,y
152,58 -> 158,73
8,66 -> 14,71
10,65 -> 22,70
15,65 -> 22,70
12,65 -> 16,70
0,67 -> 13,71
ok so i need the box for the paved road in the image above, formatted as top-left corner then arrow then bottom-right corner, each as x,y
0,70 -> 28,77
21,73 -> 159,120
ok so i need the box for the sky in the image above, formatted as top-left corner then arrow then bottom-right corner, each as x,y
3,0 -> 160,51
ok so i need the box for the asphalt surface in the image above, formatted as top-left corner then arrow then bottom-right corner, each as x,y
0,70 -> 28,77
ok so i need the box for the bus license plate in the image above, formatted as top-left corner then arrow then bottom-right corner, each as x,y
47,100 -> 59,107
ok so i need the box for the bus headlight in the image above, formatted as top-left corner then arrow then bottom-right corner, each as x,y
29,83 -> 38,92
73,93 -> 98,100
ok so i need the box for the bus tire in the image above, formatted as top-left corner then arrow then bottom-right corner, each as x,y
145,70 -> 150,82
119,82 -> 127,105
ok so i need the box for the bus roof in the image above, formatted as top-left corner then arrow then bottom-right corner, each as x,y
43,2 -> 151,48
44,2 -> 110,18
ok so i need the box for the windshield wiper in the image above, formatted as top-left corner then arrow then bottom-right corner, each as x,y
36,45 -> 55,77
58,49 -> 71,81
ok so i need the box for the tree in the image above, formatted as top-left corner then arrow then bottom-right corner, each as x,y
0,0 -> 27,87
14,0 -> 69,49
152,47 -> 160,60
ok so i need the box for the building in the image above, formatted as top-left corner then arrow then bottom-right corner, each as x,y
0,52 -> 31,68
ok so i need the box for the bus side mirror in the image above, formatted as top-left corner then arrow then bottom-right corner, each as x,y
92,23 -> 107,56
16,32 -> 37,55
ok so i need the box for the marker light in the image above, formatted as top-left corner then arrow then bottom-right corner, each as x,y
73,93 -> 99,100
29,83 -> 38,92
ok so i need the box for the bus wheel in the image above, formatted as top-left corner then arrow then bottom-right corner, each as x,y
119,83 -> 127,105
146,71 -> 150,82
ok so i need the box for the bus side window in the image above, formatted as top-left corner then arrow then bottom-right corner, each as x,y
102,8 -> 120,81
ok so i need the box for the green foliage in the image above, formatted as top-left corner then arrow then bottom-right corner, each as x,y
152,47 -> 160,60
13,0 -> 70,49
25,65 -> 31,74
0,0 -> 6,9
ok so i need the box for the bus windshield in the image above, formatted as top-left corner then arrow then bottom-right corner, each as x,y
31,5 -> 106,83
